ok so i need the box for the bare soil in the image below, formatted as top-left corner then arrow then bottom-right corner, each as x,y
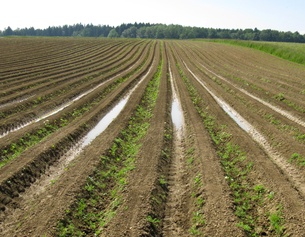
1,38 -> 305,236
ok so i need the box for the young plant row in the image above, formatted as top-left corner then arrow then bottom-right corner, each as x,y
200,67 -> 305,169
0,41 -> 125,97
177,62 -> 285,236
180,44 -> 305,171
0,39 -> 128,85
144,68 -> 172,236
0,41 -> 146,123
180,120 -> 207,236
56,51 -> 163,236
0,43 -> 155,168
184,41 -> 305,115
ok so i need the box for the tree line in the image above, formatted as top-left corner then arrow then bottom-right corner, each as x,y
1,23 -> 305,43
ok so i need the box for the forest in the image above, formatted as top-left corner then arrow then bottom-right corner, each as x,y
1,22 -> 305,42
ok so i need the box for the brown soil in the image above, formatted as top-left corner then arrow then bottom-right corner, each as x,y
175,41 -> 305,235
0,40 -> 158,237
1,38 -> 305,236
0,41 -> 155,210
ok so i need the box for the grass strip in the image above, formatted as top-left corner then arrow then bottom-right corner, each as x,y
206,39 -> 305,65
56,54 -> 163,236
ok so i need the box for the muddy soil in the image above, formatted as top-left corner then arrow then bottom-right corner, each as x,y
0,41 -> 156,210
174,41 -> 305,235
0,42 -> 159,237
1,38 -> 305,236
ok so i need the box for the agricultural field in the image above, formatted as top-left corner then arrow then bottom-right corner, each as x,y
0,37 -> 305,236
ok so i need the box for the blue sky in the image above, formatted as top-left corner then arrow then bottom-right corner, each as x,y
1,0 -> 305,33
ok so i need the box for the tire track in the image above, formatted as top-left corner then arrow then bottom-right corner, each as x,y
168,42 -> 244,236
162,63 -> 187,236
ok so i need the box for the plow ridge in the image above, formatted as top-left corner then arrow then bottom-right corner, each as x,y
0,38 -> 305,236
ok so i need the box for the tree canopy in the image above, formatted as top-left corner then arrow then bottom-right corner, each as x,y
1,23 -> 305,43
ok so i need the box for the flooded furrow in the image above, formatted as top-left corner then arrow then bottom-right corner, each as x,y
185,62 -> 305,197
8,64 -> 153,205
163,63 -> 186,236
0,95 -> 35,109
0,65 -> 136,139
170,67 -> 184,133
200,63 -> 305,129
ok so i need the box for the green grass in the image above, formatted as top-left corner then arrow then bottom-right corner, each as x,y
269,205 -> 285,235
289,153 -> 305,166
189,173 -> 205,236
207,39 -> 305,65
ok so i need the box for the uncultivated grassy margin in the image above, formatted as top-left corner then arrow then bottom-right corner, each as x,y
56,53 -> 163,236
177,63 -> 286,236
206,39 -> 305,65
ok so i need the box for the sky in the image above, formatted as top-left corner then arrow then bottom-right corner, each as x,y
1,0 -> 305,33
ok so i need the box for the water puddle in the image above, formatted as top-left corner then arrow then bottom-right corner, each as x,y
185,63 -> 305,196
24,64 -> 153,198
0,95 -> 35,109
171,99 -> 184,130
169,64 -> 184,133
163,64 -> 187,236
200,63 -> 305,129
216,100 -> 251,132
82,65 -> 152,146
185,63 -> 252,132
0,65 -> 136,138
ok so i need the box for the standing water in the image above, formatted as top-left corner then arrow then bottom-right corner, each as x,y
185,62 -> 305,196
81,65 -> 152,146
171,99 -> 184,131
184,63 -> 252,132
19,64 -> 153,197
169,64 -> 184,132
0,65 -> 136,138
163,63 -> 186,236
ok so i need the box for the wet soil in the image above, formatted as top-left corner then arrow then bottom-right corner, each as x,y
1,38 -> 305,236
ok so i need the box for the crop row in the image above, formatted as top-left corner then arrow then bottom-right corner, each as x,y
57,44 -> 163,236
1,38 -> 305,236
0,42 -> 147,124
179,42 -> 305,174
0,40 -> 142,101
0,40 -> 157,211
0,38 -> 115,71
